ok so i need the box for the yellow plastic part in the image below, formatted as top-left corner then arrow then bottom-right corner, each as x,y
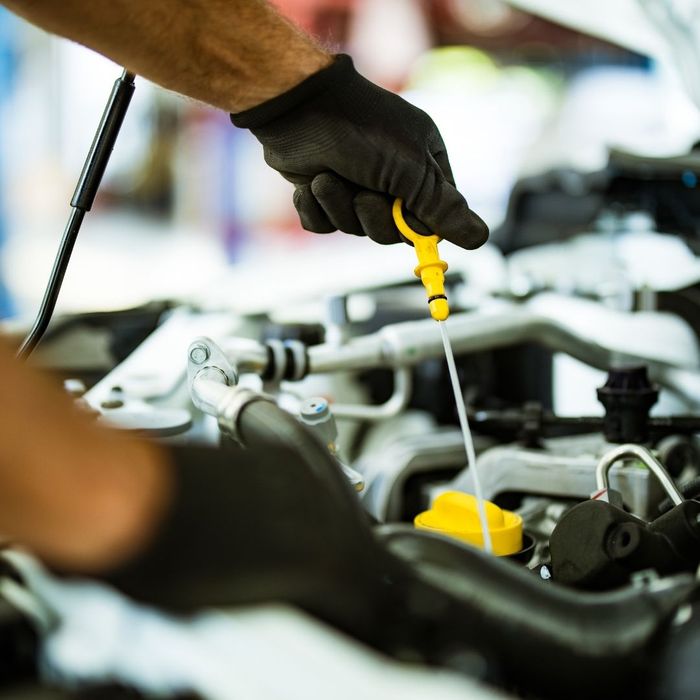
414,491 -> 523,556
392,198 -> 450,321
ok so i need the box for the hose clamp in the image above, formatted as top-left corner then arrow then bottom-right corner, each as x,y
216,387 -> 274,442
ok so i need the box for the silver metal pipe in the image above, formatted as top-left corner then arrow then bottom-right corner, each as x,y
307,306 -> 527,373
191,370 -> 231,415
308,333 -> 386,373
190,296 -> 700,418
331,368 -> 413,421
595,444 -> 684,507
220,337 -> 270,375
306,298 -> 700,406
309,306 -> 616,375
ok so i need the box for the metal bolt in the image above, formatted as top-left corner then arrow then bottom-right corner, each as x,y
189,344 -> 210,365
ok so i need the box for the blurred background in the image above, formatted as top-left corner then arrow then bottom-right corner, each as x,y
1,0 -> 699,322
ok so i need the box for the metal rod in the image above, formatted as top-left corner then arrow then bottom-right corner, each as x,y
17,69 -> 135,360
595,443 -> 684,507
326,368 -> 413,421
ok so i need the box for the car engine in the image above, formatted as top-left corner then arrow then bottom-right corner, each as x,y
2,194 -> 698,698
5,1 -> 700,698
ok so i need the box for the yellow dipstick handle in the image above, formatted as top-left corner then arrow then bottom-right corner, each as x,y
392,198 -> 450,321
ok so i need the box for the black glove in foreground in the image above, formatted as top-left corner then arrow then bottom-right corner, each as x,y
101,445 -> 387,631
231,55 -> 488,249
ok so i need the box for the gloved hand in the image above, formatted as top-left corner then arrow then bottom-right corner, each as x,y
231,54 -> 488,249
101,444 -> 386,623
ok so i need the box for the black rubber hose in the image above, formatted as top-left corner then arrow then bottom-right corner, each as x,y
234,399 -> 696,697
236,398 -> 363,513
658,476 -> 700,514
378,525 -> 696,697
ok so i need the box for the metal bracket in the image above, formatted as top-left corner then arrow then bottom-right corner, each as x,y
186,336 -> 238,412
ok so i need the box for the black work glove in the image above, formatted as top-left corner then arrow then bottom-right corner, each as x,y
100,444 -> 386,630
231,54 -> 488,249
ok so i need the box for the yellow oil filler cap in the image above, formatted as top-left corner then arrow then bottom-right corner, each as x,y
414,491 -> 523,556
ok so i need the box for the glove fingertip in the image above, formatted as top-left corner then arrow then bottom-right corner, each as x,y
414,178 -> 489,250
440,216 -> 489,250
460,210 -> 490,250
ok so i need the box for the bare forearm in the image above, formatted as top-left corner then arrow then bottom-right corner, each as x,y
0,341 -> 171,571
2,0 -> 331,111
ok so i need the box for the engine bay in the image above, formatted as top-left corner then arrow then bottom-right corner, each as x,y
4,172 -> 700,697
5,1 -> 700,696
